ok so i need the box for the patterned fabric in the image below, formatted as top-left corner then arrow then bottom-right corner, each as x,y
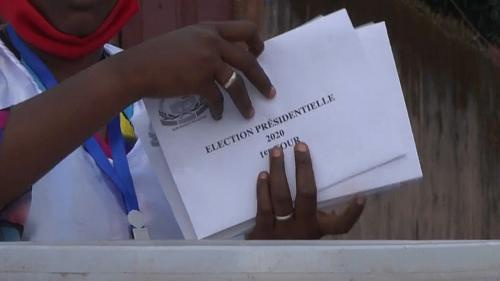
92,111 -> 137,158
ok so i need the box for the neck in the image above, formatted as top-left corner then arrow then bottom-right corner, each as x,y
33,46 -> 104,82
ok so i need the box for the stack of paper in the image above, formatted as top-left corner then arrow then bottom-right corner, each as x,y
137,10 -> 422,239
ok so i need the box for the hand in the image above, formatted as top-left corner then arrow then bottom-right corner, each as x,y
248,142 -> 365,240
116,21 -> 274,120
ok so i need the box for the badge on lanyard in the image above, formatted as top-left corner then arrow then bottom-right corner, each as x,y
6,25 -> 149,240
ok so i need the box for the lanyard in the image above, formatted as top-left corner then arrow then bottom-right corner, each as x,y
6,25 -> 148,239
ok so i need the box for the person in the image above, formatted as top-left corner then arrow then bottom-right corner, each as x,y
0,0 -> 364,241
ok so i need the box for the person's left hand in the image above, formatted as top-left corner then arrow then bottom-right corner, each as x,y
248,142 -> 365,240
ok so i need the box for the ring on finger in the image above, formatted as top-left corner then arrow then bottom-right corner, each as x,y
275,212 -> 294,222
223,71 -> 238,89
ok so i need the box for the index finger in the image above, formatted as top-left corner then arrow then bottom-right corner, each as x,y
218,40 -> 275,99
209,21 -> 264,56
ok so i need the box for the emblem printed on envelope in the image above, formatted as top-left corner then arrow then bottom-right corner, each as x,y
158,96 -> 209,127
148,123 -> 160,147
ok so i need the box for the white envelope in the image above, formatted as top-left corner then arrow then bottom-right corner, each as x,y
143,10 -> 408,239
209,22 -> 423,237
318,22 -> 422,203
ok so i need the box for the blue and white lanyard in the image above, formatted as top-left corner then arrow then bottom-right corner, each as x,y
6,25 -> 148,239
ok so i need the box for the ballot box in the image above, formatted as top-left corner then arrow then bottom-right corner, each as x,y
1,240 -> 499,280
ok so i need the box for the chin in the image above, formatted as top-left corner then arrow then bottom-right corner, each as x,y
31,0 -> 118,37
57,13 -> 105,37
67,0 -> 104,10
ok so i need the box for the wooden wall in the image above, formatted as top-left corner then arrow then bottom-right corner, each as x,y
120,0 -> 233,48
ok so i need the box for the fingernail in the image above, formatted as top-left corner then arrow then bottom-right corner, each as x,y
268,86 -> 276,99
248,108 -> 255,118
259,172 -> 268,179
356,195 -> 366,206
295,142 -> 308,152
211,110 -> 223,121
272,146 -> 281,157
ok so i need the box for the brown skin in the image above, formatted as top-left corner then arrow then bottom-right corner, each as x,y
248,143 -> 365,240
0,1 -> 364,238
0,1 -> 273,209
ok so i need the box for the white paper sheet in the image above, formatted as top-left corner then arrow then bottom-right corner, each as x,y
133,107 -> 198,239
318,22 -> 422,202
135,107 -> 255,239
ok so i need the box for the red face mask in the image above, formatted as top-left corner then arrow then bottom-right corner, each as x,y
0,0 -> 139,60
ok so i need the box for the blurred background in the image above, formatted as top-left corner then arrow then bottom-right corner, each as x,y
118,0 -> 499,240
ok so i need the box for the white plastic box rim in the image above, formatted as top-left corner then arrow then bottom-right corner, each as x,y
1,240 -> 500,280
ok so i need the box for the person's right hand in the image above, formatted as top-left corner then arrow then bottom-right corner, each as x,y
114,21 -> 275,120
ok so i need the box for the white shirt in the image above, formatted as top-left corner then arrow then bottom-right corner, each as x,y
0,39 -> 183,241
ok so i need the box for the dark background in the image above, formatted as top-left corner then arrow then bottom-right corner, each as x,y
422,0 -> 500,45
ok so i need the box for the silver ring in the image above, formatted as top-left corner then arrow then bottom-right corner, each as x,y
223,71 -> 238,89
275,212 -> 294,222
